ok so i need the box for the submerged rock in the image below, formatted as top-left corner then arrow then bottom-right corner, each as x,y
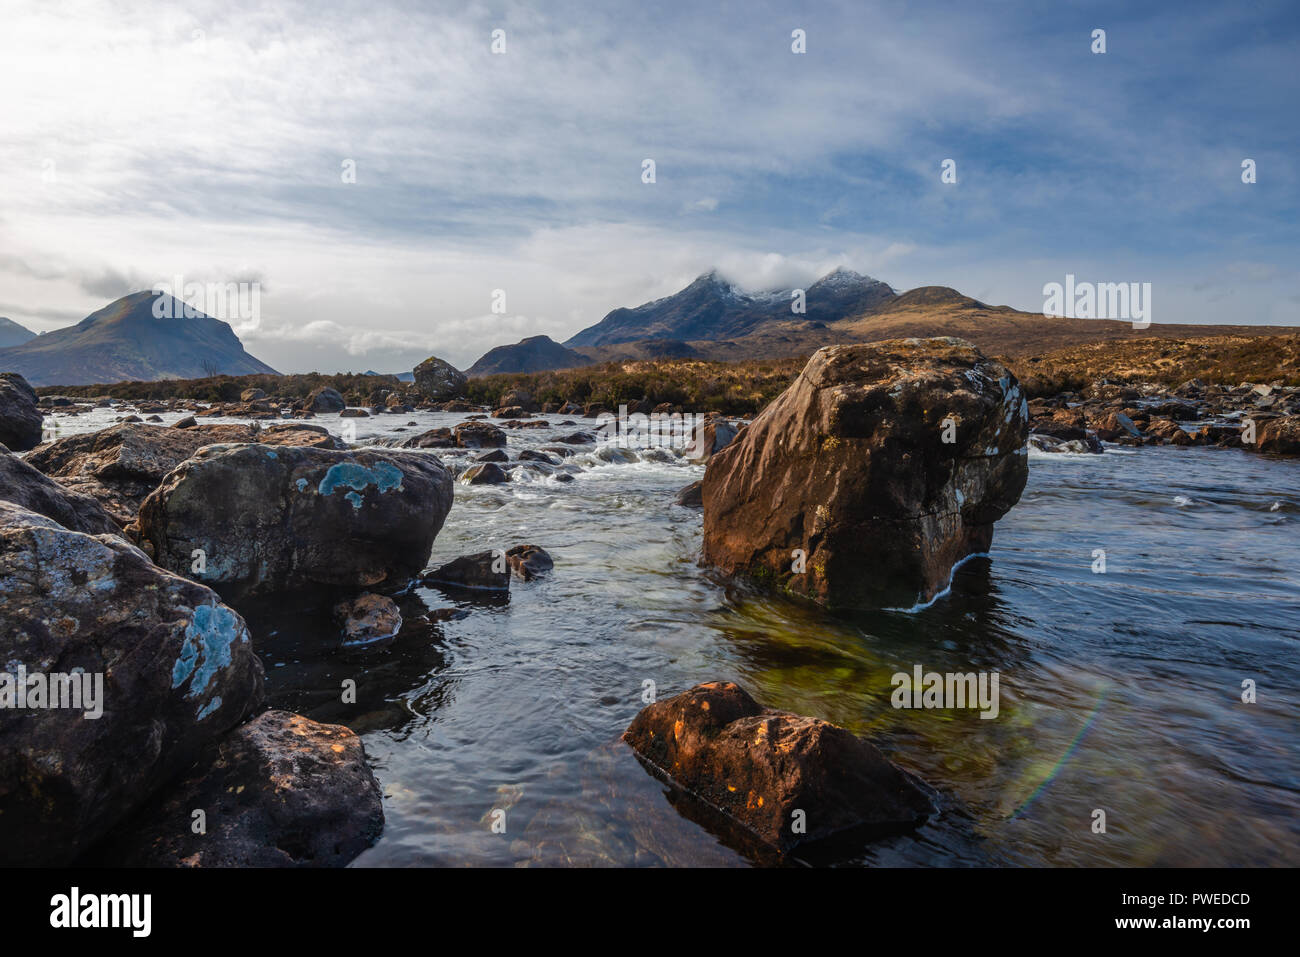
701,339 -> 1029,610
623,682 -> 931,855
0,503 -> 264,865
334,592 -> 403,645
137,445 -> 453,598
100,711 -> 383,867
0,373 -> 43,452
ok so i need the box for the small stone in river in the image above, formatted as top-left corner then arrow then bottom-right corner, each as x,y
334,592 -> 403,645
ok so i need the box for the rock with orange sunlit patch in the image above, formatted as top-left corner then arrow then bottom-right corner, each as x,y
622,681 -> 931,855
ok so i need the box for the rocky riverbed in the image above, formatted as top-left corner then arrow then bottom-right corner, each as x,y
3,339 -> 1299,866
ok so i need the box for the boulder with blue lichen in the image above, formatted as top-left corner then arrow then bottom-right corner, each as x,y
136,444 -> 454,598
0,501 -> 265,865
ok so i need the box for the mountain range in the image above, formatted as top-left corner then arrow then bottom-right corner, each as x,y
466,268 -> 1300,376
564,267 -> 896,347
0,292 -> 279,387
6,271 -> 1300,388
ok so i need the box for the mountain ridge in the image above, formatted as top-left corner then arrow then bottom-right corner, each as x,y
564,267 -> 896,348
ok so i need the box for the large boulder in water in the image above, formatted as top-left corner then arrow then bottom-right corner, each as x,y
0,445 -> 123,537
305,386 -> 346,413
701,338 -> 1029,610
25,423 -> 335,527
97,711 -> 383,867
0,502 -> 265,865
137,444 -> 454,598
623,681 -> 931,855
0,372 -> 43,452
413,355 -> 467,400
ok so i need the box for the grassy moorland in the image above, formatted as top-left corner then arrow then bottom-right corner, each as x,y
1007,334 -> 1300,396
463,358 -> 806,414
29,334 -> 1300,417
33,372 -> 403,404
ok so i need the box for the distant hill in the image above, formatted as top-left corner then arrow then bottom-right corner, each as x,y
467,335 -> 592,377
0,317 -> 37,349
0,291 -> 279,387
564,267 -> 896,347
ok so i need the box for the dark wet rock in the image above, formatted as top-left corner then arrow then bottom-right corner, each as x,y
0,503 -> 264,865
1195,422 -> 1244,447
506,544 -> 553,581
454,421 -> 507,448
675,480 -> 704,508
517,449 -> 559,464
688,417 -> 739,463
172,415 -> 198,429
0,372 -> 43,452
1145,417 -> 1195,446
399,427 -> 455,449
333,592 -> 403,645
137,445 -> 453,598
423,550 -> 510,590
339,408 -> 370,418
1252,415 -> 1300,455
0,446 -> 123,536
306,387 -> 346,413
459,462 -> 508,484
623,682 -> 931,855
702,339 -> 1029,609
426,607 -> 471,623
554,431 -> 596,445
413,355 -> 467,400
539,445 -> 577,458
475,449 -> 510,463
99,711 -> 383,867
1028,434 -> 1103,455
1145,399 -> 1200,420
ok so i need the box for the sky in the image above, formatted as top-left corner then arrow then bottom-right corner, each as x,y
1,0 -> 1297,374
